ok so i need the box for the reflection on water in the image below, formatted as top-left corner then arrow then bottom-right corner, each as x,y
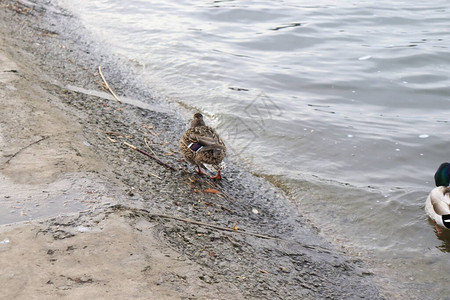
56,0 -> 450,297
433,220 -> 450,252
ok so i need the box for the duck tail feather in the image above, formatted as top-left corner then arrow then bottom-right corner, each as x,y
442,214 -> 450,228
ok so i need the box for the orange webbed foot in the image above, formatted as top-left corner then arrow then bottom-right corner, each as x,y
433,220 -> 443,236
210,171 -> 222,180
196,166 -> 207,176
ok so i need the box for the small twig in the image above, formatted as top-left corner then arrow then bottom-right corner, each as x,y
208,180 -> 236,202
104,131 -> 133,138
218,188 -> 236,201
4,136 -> 50,164
149,173 -> 162,180
104,131 -> 123,135
98,66 -> 122,103
152,213 -> 332,253
124,142 -> 176,171
157,214 -> 271,238
106,136 -> 117,143
144,137 -> 160,159
202,201 -> 231,213
113,205 -> 335,253
225,235 -> 235,244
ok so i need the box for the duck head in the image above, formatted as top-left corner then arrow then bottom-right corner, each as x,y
435,162 -> 450,187
190,113 -> 206,128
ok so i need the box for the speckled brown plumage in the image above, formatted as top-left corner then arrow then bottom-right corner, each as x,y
179,113 -> 226,179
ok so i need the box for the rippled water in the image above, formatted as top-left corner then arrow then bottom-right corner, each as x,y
56,0 -> 450,297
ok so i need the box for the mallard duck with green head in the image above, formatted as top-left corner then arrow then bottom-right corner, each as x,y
425,162 -> 450,233
179,113 -> 226,179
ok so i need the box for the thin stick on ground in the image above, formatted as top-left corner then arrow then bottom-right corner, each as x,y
113,205 -> 334,253
205,179 -> 236,202
154,213 -> 333,253
144,137 -> 160,159
124,141 -> 177,171
213,181 -> 236,201
4,136 -> 50,164
98,66 -> 123,103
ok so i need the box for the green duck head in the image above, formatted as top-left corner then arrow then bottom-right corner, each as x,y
434,162 -> 450,187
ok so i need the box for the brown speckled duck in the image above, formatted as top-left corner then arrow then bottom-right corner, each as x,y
179,113 -> 226,179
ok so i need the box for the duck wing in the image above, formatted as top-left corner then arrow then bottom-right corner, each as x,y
430,187 -> 450,215
432,199 -> 450,215
187,127 -> 225,148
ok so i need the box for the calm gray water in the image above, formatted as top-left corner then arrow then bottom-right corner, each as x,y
57,0 -> 450,297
